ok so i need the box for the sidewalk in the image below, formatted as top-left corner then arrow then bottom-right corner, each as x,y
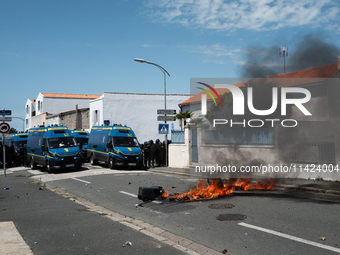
148,167 -> 340,196
0,169 -> 195,255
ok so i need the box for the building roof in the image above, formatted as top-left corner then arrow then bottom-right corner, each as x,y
268,63 -> 338,79
41,93 -> 101,99
180,62 -> 339,105
29,99 -> 35,103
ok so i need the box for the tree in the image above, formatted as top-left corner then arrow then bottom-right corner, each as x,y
9,127 -> 17,134
189,117 -> 205,126
176,111 -> 193,130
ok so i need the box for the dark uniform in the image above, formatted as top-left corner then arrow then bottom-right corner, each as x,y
155,139 -> 161,166
149,140 -> 158,168
158,141 -> 166,167
142,141 -> 149,169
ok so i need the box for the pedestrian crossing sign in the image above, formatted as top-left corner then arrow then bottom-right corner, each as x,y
159,124 -> 169,134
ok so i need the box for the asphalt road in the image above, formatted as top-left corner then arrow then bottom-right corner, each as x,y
5,164 -> 340,255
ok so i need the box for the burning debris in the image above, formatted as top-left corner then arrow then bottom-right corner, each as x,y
137,179 -> 276,203
161,178 -> 277,202
138,186 -> 163,201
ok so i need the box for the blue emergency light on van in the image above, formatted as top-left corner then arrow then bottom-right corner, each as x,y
87,125 -> 142,169
71,130 -> 89,162
27,126 -> 82,173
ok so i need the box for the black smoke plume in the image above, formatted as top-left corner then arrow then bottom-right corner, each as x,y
239,33 -> 340,78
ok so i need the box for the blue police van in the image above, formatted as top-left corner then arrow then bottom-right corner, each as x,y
27,125 -> 83,173
87,125 -> 143,169
4,133 -> 28,165
71,130 -> 89,162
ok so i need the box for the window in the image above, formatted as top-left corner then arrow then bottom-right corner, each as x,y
94,110 -> 100,125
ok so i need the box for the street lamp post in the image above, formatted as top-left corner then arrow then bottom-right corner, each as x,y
134,58 -> 170,167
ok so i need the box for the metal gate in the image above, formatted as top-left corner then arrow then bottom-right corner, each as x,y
192,128 -> 198,163
280,136 -> 335,164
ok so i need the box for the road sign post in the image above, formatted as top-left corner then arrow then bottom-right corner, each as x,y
0,122 -> 10,134
2,134 -> 5,177
159,124 -> 169,135
0,111 -> 11,177
157,115 -> 176,121
157,109 -> 176,115
0,122 -> 10,177
157,109 -> 176,167
0,117 -> 12,122
0,110 -> 12,116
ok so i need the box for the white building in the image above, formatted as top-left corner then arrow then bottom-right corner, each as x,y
25,99 -> 36,130
25,93 -> 101,129
89,92 -> 191,142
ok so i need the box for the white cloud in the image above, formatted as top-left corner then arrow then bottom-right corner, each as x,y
140,43 -> 242,64
145,0 -> 339,31
141,43 -> 242,58
191,44 -> 241,57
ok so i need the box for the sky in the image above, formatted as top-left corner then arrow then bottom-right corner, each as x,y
1,0 -> 339,131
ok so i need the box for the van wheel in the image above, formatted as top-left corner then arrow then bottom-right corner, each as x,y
30,159 -> 36,170
46,161 -> 52,173
108,157 -> 115,169
75,163 -> 82,171
90,155 -> 98,165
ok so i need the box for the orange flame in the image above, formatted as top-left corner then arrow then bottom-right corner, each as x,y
161,178 -> 277,202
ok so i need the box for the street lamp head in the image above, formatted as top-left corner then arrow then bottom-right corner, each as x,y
134,58 -> 146,63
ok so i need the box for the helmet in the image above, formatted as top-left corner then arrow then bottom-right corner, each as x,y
156,139 -> 160,144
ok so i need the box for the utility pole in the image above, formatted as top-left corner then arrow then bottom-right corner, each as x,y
280,47 -> 288,73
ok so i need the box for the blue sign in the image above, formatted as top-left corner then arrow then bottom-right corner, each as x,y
0,110 -> 11,116
104,120 -> 110,125
159,124 -> 169,134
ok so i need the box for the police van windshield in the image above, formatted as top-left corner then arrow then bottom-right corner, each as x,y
113,137 -> 139,147
47,137 -> 77,148
13,141 -> 27,148
74,137 -> 88,145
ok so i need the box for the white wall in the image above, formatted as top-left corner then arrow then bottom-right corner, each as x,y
26,93 -> 97,128
46,115 -> 61,126
168,127 -> 190,168
42,97 -> 94,115
25,99 -> 35,129
89,92 -> 190,143
36,93 -> 44,115
89,95 -> 104,127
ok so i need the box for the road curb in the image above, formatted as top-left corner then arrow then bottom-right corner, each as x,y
147,168 -> 191,177
279,184 -> 340,196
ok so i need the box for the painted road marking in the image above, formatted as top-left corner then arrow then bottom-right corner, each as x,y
71,177 -> 91,184
238,222 -> 340,253
119,191 -> 137,197
119,191 -> 162,204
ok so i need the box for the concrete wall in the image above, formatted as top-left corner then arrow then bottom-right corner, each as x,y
31,112 -> 50,128
46,109 -> 90,130
89,92 -> 190,143
46,116 -> 61,126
